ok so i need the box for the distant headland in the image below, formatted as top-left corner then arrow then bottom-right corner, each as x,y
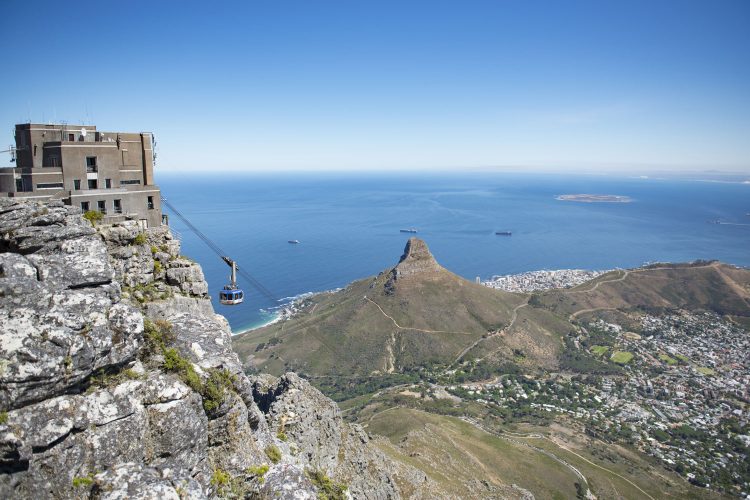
556,194 -> 633,203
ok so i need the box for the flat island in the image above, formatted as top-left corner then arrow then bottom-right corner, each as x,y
556,194 -> 632,203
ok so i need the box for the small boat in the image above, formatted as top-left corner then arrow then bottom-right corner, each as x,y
400,228 -> 418,233
495,231 -> 512,236
288,240 -> 300,244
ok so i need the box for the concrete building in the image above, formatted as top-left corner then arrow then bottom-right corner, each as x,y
0,123 -> 162,228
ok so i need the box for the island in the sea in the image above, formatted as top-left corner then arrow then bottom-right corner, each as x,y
556,193 -> 633,203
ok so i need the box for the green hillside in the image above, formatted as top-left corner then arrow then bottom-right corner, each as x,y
233,238 -> 541,376
234,245 -> 750,381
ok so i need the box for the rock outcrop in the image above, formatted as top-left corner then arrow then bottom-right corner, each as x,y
385,238 -> 443,293
0,199 -> 419,499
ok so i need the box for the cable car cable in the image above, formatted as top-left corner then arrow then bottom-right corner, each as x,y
160,197 -> 279,303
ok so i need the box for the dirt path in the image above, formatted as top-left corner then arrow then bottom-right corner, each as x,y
450,297 -> 530,367
567,262 -> 724,320
569,306 -> 619,321
546,435 -> 656,500
459,417 -> 590,488
462,417 -> 656,500
363,295 -> 476,336
713,265 -> 750,302
568,269 -> 631,293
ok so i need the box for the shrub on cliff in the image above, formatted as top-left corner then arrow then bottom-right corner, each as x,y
83,210 -> 103,225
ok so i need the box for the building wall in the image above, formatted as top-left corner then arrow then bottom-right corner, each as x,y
1,123 -> 162,227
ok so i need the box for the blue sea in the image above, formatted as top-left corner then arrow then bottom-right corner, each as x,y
155,172 -> 750,333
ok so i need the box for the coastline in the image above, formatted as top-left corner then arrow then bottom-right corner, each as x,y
232,312 -> 281,336
231,289 -> 339,336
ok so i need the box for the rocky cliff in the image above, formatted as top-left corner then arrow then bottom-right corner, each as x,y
0,199 -> 424,499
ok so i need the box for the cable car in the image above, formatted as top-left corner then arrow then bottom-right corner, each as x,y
219,256 -> 244,305
220,286 -> 244,305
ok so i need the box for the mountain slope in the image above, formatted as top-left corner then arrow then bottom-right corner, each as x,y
234,238 -> 555,376
235,242 -> 750,381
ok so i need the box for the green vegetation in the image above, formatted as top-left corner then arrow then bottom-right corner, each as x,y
123,282 -> 171,304
264,444 -> 282,464
246,464 -> 269,484
145,319 -> 235,415
83,210 -> 103,225
210,468 -> 230,487
72,474 -> 94,488
86,367 -> 143,393
313,372 -> 423,402
133,233 -> 147,245
163,348 -> 203,392
143,319 -> 176,355
561,337 -> 620,374
209,467 -> 256,497
696,366 -> 715,375
0,411 -> 8,424
590,345 -> 609,356
610,351 -> 633,365
276,430 -> 288,442
200,368 -> 236,413
306,469 -> 348,500
153,260 -> 163,274
150,245 -> 159,254
675,354 -> 690,363
658,353 -> 677,365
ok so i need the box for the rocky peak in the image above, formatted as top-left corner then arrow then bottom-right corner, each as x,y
394,238 -> 441,278
384,238 -> 444,294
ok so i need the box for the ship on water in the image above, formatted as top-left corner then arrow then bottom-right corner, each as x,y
495,231 -> 512,236
288,240 -> 300,244
400,228 -> 418,233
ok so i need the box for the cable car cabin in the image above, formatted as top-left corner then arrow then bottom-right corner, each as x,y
219,287 -> 244,305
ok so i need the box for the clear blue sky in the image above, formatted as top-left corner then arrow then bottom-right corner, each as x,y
1,0 -> 748,173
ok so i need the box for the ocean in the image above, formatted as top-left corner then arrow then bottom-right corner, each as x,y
155,171 -> 750,333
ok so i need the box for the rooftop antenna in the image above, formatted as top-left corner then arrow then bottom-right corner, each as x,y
1,146 -> 17,162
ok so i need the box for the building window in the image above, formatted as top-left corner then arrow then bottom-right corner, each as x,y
68,133 -> 75,142
105,178 -> 112,189
33,145 -> 37,156
74,179 -> 81,190
88,179 -> 98,189
36,182 -> 64,189
86,156 -> 98,173
120,179 -> 141,185
114,199 -> 122,214
97,200 -> 106,214
81,201 -> 90,212
147,196 -> 154,210
49,155 -> 59,167
15,179 -> 24,192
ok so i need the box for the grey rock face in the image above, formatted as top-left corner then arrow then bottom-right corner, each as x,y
0,374 -> 208,498
260,465 -> 316,499
91,462 -> 206,499
0,201 -> 114,289
393,238 -> 441,279
252,373 -> 402,499
384,238 -> 443,295
0,201 -> 143,411
0,199 -> 419,499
